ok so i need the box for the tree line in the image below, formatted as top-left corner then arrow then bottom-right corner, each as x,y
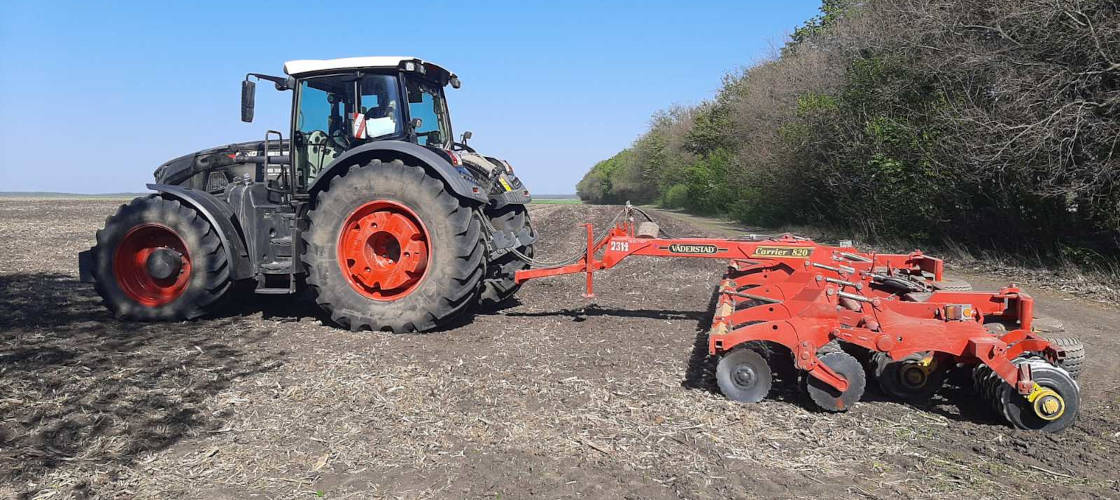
577,0 -> 1119,262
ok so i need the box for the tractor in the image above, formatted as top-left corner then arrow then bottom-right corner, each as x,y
78,57 -> 536,332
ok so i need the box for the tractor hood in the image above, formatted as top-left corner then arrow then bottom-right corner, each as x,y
153,140 -> 288,186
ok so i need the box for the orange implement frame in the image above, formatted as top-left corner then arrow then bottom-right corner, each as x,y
515,219 -> 1056,397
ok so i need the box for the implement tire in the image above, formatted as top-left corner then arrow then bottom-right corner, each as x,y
932,279 -> 972,291
91,195 -> 232,320
1045,336 -> 1085,379
302,159 -> 485,332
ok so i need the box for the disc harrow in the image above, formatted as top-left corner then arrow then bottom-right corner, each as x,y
515,207 -> 1083,432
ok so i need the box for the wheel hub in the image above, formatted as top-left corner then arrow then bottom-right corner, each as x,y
338,200 -> 430,301
146,247 -> 183,280
900,364 -> 928,388
733,365 -> 757,387
113,223 -> 192,306
1029,386 -> 1066,421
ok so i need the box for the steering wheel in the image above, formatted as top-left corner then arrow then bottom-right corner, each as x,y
327,119 -> 351,150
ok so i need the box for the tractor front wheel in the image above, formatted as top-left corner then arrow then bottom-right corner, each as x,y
90,196 -> 232,320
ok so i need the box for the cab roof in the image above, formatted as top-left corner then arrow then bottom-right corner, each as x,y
283,56 -> 456,82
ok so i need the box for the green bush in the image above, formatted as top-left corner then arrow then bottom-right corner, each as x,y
662,184 -> 689,209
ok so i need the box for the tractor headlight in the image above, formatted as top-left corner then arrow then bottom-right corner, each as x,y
500,160 -> 514,174
402,61 -> 426,75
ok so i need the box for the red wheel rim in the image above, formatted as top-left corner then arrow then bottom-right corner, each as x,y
113,223 -> 192,307
338,200 -> 430,301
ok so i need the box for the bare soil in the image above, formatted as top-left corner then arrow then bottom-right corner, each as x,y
1,199 -> 1118,499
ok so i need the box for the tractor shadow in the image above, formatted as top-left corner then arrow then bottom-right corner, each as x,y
0,273 -> 286,493
217,282 -> 328,324
676,283 -> 1009,425
681,284 -> 722,394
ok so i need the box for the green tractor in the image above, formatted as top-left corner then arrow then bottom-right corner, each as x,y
79,57 -> 535,331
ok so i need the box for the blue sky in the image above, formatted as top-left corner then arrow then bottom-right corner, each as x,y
0,1 -> 821,194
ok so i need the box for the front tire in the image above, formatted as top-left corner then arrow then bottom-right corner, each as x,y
91,195 -> 232,320
302,160 -> 485,332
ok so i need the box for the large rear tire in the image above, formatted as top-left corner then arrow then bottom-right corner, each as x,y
478,204 -> 534,308
91,195 -> 232,320
302,160 -> 485,332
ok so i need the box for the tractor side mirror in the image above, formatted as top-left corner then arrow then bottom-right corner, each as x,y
241,79 -> 256,123
461,131 -> 472,144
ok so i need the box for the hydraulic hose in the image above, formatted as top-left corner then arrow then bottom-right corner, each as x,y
496,207 -> 627,268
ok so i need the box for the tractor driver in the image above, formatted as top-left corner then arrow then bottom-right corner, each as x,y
354,75 -> 401,140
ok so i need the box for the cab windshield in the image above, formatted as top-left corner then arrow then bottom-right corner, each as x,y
405,79 -> 451,147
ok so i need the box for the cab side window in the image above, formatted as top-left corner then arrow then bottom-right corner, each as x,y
297,78 -> 351,182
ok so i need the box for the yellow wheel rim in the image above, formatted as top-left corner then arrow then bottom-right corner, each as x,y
1027,384 -> 1065,421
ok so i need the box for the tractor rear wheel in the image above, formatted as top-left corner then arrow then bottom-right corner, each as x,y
478,204 -> 534,308
91,195 -> 232,320
302,160 -> 485,332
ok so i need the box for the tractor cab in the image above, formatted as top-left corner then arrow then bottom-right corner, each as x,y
242,57 -> 465,190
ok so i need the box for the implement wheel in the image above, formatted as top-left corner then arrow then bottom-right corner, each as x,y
873,352 -> 946,402
716,348 -> 772,403
805,352 -> 866,412
1045,337 -> 1085,379
932,279 -> 972,291
999,363 -> 1080,432
91,196 -> 232,320
303,160 -> 485,332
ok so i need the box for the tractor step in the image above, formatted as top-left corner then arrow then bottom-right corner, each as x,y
255,287 -> 295,295
260,258 -> 292,272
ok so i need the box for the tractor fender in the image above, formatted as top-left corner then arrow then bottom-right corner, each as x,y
146,184 -> 253,280
311,141 -> 488,204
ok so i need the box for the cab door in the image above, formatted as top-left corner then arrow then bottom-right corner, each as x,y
292,76 -> 356,188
